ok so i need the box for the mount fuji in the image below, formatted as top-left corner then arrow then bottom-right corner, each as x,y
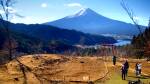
45,8 -> 144,36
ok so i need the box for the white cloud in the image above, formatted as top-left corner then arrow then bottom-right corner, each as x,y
133,16 -> 140,20
65,3 -> 83,8
0,10 -> 4,14
11,16 -> 52,24
41,3 -> 48,8
11,16 -> 35,24
133,16 -> 146,22
0,7 -> 17,14
132,16 -> 149,26
6,7 -> 17,13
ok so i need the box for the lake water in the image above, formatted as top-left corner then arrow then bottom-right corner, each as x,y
114,40 -> 131,46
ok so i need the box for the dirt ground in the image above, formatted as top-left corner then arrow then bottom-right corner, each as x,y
0,54 -> 150,84
0,54 -> 107,84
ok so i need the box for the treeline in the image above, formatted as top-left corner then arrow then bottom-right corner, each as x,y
0,29 -> 76,54
131,25 -> 150,59
0,27 -> 77,63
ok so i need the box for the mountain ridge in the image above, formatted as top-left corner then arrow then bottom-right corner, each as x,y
0,19 -> 116,46
45,8 -> 145,36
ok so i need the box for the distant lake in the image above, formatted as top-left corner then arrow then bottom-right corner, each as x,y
114,40 -> 131,46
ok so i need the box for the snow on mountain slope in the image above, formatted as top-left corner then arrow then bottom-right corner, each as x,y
45,8 -> 145,36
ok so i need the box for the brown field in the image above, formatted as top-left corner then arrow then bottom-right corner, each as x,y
0,54 -> 107,84
0,54 -> 150,84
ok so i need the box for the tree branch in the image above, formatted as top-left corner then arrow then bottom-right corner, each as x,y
120,0 -> 142,34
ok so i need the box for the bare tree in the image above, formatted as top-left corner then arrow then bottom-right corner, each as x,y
120,0 -> 142,34
0,0 -> 16,60
0,1 -> 30,84
3,38 -> 18,57
120,0 -> 150,59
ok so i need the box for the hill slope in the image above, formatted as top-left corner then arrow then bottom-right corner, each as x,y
0,27 -> 41,53
46,8 -> 144,36
8,21 -> 116,45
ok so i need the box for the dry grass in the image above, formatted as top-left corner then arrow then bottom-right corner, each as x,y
0,54 -> 150,84
0,54 -> 107,84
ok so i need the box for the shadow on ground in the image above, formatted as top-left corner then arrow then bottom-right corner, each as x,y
128,75 -> 150,79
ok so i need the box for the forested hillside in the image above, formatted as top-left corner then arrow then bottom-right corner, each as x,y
0,19 -> 116,45
131,25 -> 150,59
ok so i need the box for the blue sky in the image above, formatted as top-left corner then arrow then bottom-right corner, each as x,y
8,0 -> 150,26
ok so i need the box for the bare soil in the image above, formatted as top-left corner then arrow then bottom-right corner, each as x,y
0,54 -> 107,84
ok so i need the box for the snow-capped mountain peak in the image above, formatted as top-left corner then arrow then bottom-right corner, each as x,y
45,8 -> 144,36
67,8 -> 97,18
75,8 -> 89,16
